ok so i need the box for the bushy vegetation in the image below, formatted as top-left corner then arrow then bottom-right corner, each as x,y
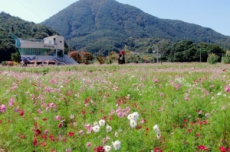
207,53 -> 220,64
163,41 -> 226,62
0,63 -> 230,152
222,51 -> 230,64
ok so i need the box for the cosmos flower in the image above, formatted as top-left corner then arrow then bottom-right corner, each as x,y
104,145 -> 112,152
99,119 -> 106,126
86,142 -> 92,148
92,125 -> 100,133
112,140 -> 121,150
55,115 -> 60,120
0,104 -> 6,113
8,97 -> 15,106
153,124 -> 161,139
130,119 -> 137,128
70,114 -> 74,119
106,125 -> 112,132
224,85 -> 230,92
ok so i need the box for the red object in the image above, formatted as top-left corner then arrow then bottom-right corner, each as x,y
19,110 -> 25,117
68,132 -> 75,137
33,138 -> 38,146
119,50 -> 125,55
154,147 -> 163,152
34,129 -> 41,137
94,146 -> 105,152
198,145 -> 208,150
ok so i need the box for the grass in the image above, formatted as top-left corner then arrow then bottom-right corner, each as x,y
0,63 -> 229,152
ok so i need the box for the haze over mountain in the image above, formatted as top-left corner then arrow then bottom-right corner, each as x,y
42,0 -> 230,53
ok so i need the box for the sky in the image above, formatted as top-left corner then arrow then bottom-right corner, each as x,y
0,0 -> 230,36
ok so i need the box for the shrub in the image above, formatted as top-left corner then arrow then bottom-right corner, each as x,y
96,56 -> 105,64
222,51 -> 230,64
207,53 -> 219,64
69,51 -> 81,63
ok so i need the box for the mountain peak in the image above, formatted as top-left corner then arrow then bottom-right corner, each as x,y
42,0 -> 230,53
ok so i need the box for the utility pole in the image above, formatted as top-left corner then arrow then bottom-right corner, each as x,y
157,46 -> 159,64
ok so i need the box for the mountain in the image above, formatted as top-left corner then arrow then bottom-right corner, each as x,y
0,12 -> 58,62
42,0 -> 230,54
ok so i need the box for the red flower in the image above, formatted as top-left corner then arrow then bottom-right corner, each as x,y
219,146 -> 226,152
49,135 -> 55,141
94,146 -> 105,152
82,110 -> 86,115
33,138 -> 38,146
34,129 -> 41,136
187,129 -> 192,133
41,134 -> 47,139
58,122 -> 63,128
198,145 -> 208,151
68,131 -> 74,137
40,141 -> 46,146
19,110 -> 25,117
34,122 -> 38,128
196,133 -> 201,138
43,118 -> 48,121
154,147 -> 163,152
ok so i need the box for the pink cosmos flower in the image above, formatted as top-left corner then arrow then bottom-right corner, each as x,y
8,97 -> 15,106
85,124 -> 92,134
55,115 -> 60,120
79,130 -> 84,135
0,104 -> 6,113
86,142 -> 92,148
224,85 -> 230,93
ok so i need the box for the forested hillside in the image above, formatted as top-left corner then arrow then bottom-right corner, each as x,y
43,0 -> 230,54
0,12 -> 58,62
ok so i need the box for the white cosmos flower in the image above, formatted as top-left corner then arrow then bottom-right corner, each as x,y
127,114 -> 133,120
127,112 -> 139,121
114,132 -> 118,137
70,114 -> 74,119
73,122 -> 77,126
92,125 -> 100,133
104,145 -> 112,152
153,124 -> 161,139
153,124 -> 160,133
99,119 -> 106,126
132,112 -> 139,121
106,125 -> 112,132
94,121 -> 98,126
130,119 -> 137,128
112,140 -> 121,150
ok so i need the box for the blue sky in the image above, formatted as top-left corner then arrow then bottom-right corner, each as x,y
0,0 -> 229,36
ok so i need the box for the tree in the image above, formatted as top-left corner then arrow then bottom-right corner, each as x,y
96,55 -> 105,64
69,51 -> 81,63
11,51 -> 20,62
81,51 -> 94,64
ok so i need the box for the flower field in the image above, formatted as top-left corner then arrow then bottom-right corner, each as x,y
0,63 -> 230,152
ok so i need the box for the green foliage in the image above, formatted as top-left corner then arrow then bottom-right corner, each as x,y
0,12 -> 58,62
164,41 -> 226,62
11,51 -> 20,62
221,51 -> 230,64
207,53 -> 220,64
